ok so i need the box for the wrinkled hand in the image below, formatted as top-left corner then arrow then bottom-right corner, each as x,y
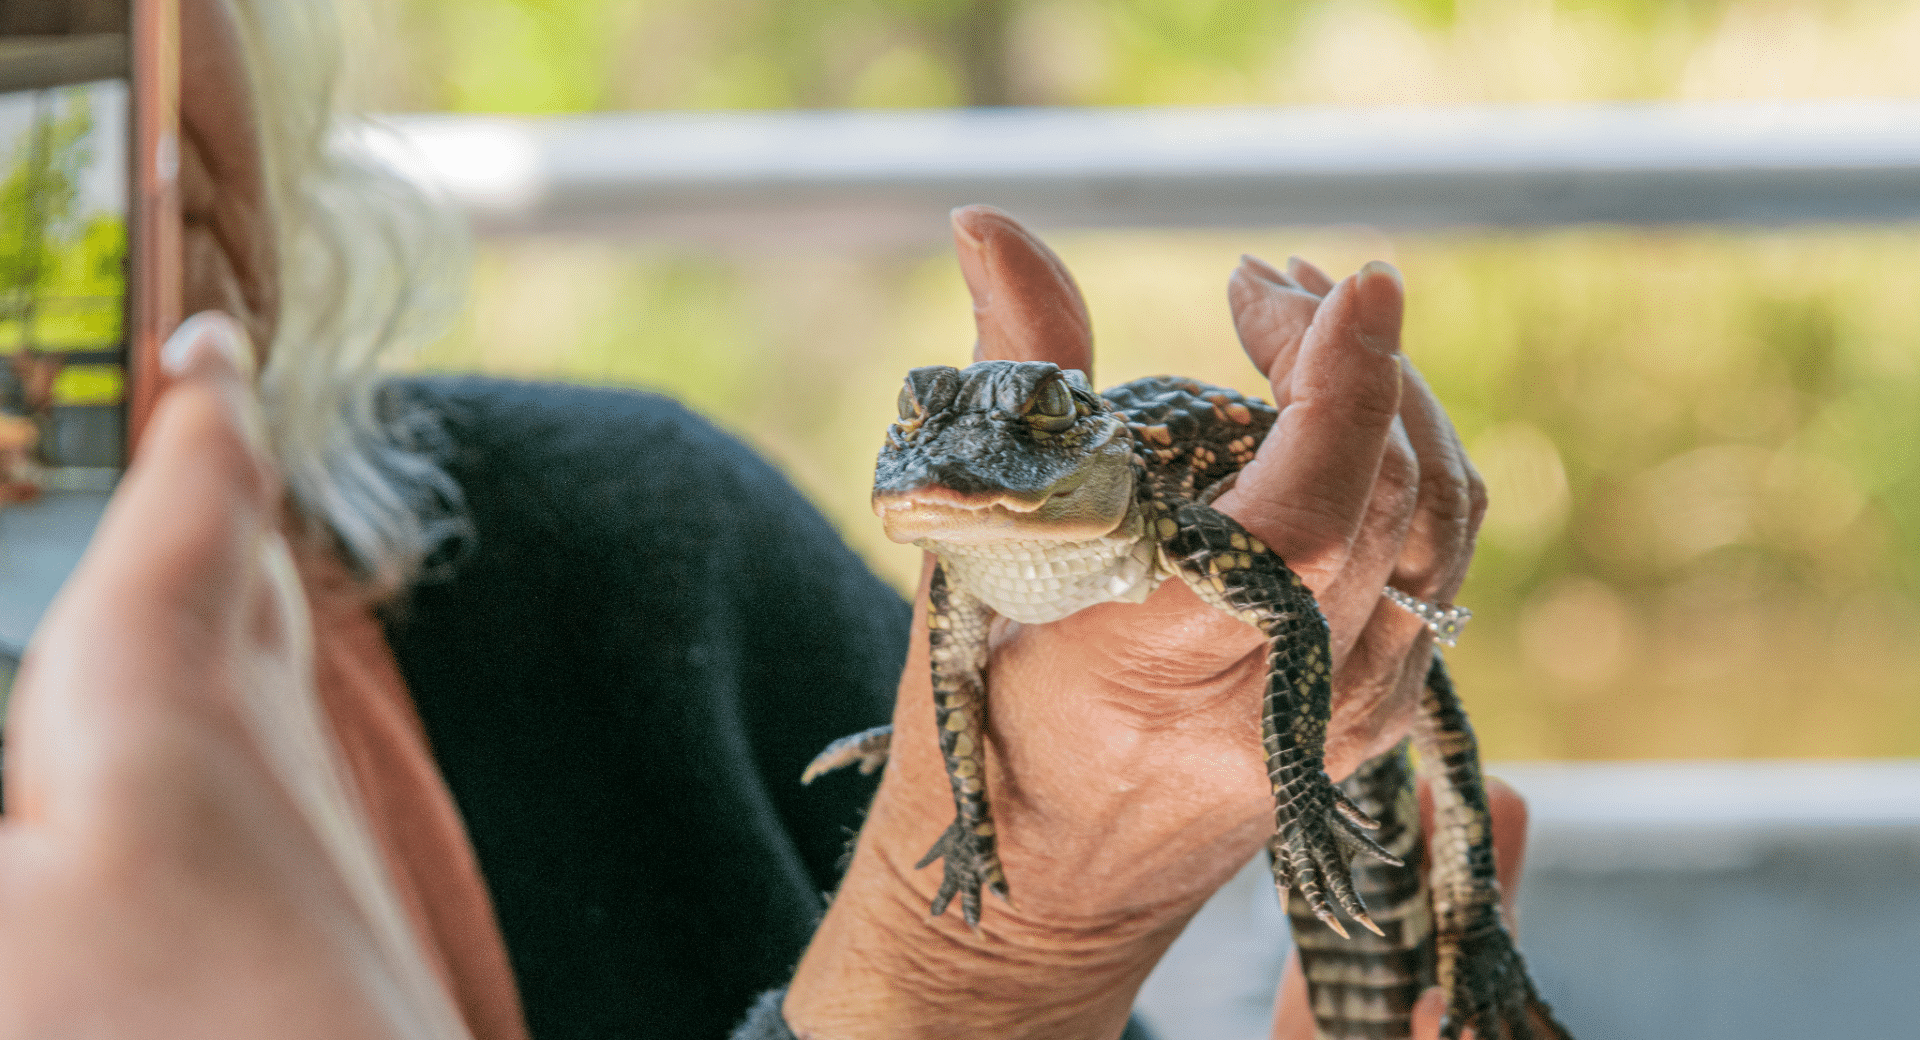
787,208 -> 1483,1039
1272,778 -> 1531,1040
0,315 -> 463,1040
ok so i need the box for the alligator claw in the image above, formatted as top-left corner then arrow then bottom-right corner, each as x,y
1440,924 -> 1576,1040
915,816 -> 1009,928
1332,787 -> 1382,830
1268,783 -> 1401,938
800,724 -> 893,784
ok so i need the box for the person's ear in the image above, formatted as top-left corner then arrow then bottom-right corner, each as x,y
178,0 -> 279,364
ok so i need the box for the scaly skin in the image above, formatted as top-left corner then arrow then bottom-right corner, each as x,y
916,565 -> 1007,924
817,363 -> 1394,931
804,362 -> 1572,1039
1159,494 -> 1399,937
1418,659 -> 1573,1040
1284,662 -> 1575,1040
1287,741 -> 1433,1040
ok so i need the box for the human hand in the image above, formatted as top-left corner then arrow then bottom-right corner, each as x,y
1222,252 -> 1484,778
0,314 -> 464,1040
1271,777 -> 1531,1040
786,207 -> 1482,1039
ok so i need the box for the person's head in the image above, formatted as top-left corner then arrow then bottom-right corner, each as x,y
183,0 -> 467,595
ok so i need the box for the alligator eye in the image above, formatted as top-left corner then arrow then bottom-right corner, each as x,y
1027,379 -> 1076,433
897,383 -> 920,421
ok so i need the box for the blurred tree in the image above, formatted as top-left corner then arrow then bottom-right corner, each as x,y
0,91 -> 97,349
361,0 -> 1920,112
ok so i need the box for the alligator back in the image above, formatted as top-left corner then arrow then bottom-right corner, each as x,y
1102,376 -> 1278,506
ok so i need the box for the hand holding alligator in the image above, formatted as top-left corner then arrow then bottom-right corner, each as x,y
785,206 -> 1487,1039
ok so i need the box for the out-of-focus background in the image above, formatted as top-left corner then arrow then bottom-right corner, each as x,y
351,0 -> 1920,763
343,3 -> 1920,1037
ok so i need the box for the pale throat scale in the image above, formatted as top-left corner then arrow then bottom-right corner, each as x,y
801,359 -> 1575,1040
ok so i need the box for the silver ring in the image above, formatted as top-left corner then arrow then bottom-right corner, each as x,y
1383,587 -> 1472,647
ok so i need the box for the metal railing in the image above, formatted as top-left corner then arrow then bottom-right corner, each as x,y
370,101 -> 1920,1038
372,100 -> 1920,245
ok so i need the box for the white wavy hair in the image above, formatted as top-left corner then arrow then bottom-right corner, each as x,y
213,5 -> 480,1035
230,0 -> 469,597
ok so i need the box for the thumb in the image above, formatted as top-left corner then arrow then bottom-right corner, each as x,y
99,310 -> 279,622
952,204 -> 1094,377
4,311 -> 284,824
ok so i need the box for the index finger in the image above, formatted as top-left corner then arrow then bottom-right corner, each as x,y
951,205 -> 1094,378
1216,263 -> 1406,580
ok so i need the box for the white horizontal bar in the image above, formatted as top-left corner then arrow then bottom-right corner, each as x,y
1493,759 -> 1920,873
365,102 -> 1920,243
1494,759 -> 1920,830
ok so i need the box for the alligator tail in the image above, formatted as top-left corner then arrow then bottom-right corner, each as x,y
1286,740 -> 1433,1039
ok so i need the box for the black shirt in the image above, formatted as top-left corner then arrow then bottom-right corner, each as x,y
385,377 -> 907,1040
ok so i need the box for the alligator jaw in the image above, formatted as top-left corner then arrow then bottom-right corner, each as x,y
873,484 -> 1126,545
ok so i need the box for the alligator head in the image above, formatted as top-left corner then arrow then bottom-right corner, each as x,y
872,360 -> 1135,545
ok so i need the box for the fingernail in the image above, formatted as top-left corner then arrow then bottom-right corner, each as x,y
1352,261 -> 1405,356
1359,259 -> 1404,292
1239,253 -> 1296,289
951,206 -> 991,310
161,311 -> 271,455
161,311 -> 254,380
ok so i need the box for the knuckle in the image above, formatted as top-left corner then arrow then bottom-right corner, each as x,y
1395,446 -> 1483,597
1414,464 -> 1471,542
1463,459 -> 1490,533
1377,432 -> 1419,502
1299,352 -> 1404,433
1257,493 -> 1361,575
1342,378 -> 1405,432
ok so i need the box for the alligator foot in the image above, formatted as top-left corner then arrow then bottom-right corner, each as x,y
800,724 -> 893,783
1266,789 -> 1401,940
915,814 -> 1008,928
1439,923 -> 1575,1040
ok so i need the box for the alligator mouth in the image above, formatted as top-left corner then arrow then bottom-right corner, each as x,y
873,483 -> 1119,545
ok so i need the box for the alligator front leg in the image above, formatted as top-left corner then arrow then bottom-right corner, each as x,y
916,561 -> 1008,927
800,724 -> 893,784
1417,656 -> 1574,1040
1163,500 -> 1401,937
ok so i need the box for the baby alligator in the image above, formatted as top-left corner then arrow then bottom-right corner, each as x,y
806,361 -> 1572,1040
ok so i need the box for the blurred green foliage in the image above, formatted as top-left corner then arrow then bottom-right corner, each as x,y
377,0 -> 1920,760
362,0 -> 1920,111
412,229 -> 1920,762
0,90 -> 125,354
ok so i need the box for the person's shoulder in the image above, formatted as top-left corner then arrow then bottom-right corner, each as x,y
391,374 -> 800,522
384,374 -> 890,590
393,374 -> 740,468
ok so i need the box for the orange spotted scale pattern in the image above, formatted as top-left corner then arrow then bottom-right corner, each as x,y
805,363 -> 1575,1040
1102,377 -> 1275,506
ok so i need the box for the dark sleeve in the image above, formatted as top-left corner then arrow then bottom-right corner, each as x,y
382,377 -> 909,1040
